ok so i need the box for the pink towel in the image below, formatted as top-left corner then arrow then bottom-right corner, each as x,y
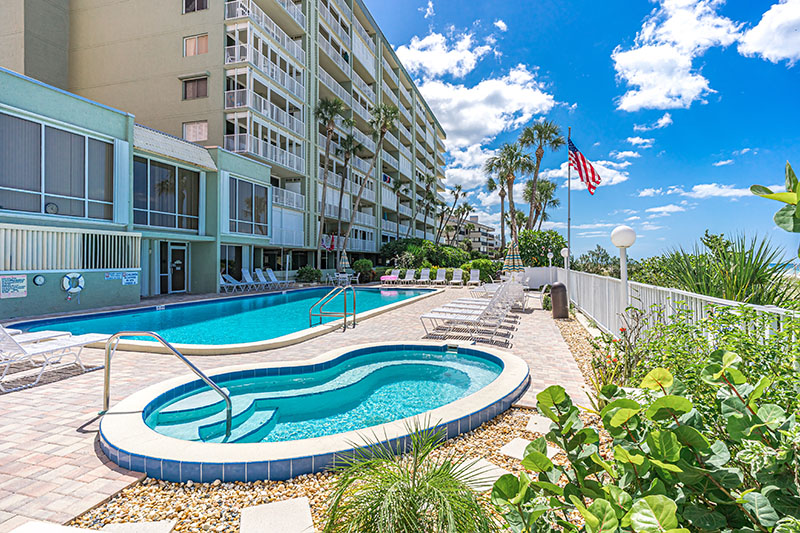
380,275 -> 398,281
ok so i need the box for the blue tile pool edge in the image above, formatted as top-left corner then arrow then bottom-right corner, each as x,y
98,346 -> 530,483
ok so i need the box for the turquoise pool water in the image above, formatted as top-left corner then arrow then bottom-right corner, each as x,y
23,288 -> 431,345
145,347 -> 502,443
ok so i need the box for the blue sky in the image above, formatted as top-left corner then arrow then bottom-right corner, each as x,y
367,0 -> 800,259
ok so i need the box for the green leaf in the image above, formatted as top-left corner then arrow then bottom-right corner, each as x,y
591,453 -> 616,478
610,407 -> 641,428
752,190 -> 798,205
774,204 -> 800,233
525,437 -> 547,457
570,495 -> 599,532
521,450 -> 554,473
756,404 -> 787,430
529,480 -> 563,495
683,504 -> 727,530
749,376 -> 772,406
743,491 -> 780,527
645,395 -> 693,421
614,445 -> 646,465
626,495 -> 678,532
704,440 -> 730,467
787,161 -> 798,194
491,474 -> 520,506
601,398 -> 642,418
605,485 -> 633,514
640,368 -> 673,391
536,385 -> 568,421
646,430 -> 681,462
586,499 -> 619,533
649,458 -> 682,473
751,184 -> 775,196
672,426 -> 710,451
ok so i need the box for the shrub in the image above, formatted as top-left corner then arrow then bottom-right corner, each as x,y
296,265 -> 322,283
518,229 -> 567,267
493,364 -> 800,533
460,258 -> 498,283
352,259 -> 374,282
379,238 -> 470,268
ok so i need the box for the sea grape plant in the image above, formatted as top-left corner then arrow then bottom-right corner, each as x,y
751,162 -> 800,257
492,358 -> 800,532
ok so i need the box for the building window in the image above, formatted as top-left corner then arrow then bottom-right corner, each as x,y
183,121 -> 208,142
184,34 -> 208,56
133,156 -> 200,230
220,245 -> 242,279
183,77 -> 208,100
229,176 -> 269,236
183,0 -> 208,13
0,112 -> 113,220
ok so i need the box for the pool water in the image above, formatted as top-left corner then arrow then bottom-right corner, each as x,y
24,287 -> 431,345
145,348 -> 502,443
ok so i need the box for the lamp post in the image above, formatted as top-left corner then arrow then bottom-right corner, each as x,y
547,251 -> 554,284
610,225 -> 636,307
560,247 -> 569,300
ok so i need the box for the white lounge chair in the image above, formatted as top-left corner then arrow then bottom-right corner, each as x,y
1,326 -> 71,344
382,269 -> 400,285
399,269 -> 416,285
242,269 -> 265,291
265,268 -> 294,289
449,269 -> 464,287
1,329 -> 110,392
431,269 -> 447,286
418,268 -> 431,285
467,269 -> 481,287
254,268 -> 277,289
222,274 -> 247,293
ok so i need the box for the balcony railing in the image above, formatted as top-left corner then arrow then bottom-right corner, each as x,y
225,89 -> 304,137
382,59 -> 398,86
398,204 -> 412,217
398,155 -> 412,177
353,210 -> 376,227
318,67 -> 351,105
352,71 -> 376,103
225,45 -> 305,100
399,105 -> 411,124
224,0 -> 305,64
352,128 -> 376,152
318,166 -> 347,190
398,142 -> 411,159
318,0 -> 350,45
415,100 -> 426,118
317,133 -> 343,159
382,220 -> 397,233
415,229 -> 425,239
273,187 -> 305,210
318,200 -> 350,220
352,98 -> 371,122
384,131 -> 398,148
353,17 -> 375,53
276,0 -> 306,29
382,151 -> 398,169
273,227 -> 304,246
397,121 -> 412,141
399,84 -> 412,104
225,134 -> 305,173
415,158 -> 425,173
333,0 -> 352,21
352,155 -> 372,175
318,32 -> 350,74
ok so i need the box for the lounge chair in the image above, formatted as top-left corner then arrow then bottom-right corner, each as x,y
449,269 -> 464,287
1,326 -> 71,344
431,269 -> 447,286
254,268 -> 276,290
467,269 -> 481,287
242,269 -> 264,291
265,268 -> 294,289
222,274 -> 247,293
381,269 -> 400,285
418,268 -> 431,285
398,269 -> 416,285
0,329 -> 110,392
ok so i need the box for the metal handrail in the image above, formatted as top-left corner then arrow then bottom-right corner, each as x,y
99,331 -> 232,438
309,285 -> 357,331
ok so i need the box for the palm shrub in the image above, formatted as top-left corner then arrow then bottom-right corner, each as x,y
751,161 -> 800,258
324,425 -> 499,533
518,230 -> 567,267
296,265 -> 322,283
493,363 -> 800,533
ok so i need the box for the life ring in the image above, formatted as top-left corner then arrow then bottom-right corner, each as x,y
61,273 -> 85,294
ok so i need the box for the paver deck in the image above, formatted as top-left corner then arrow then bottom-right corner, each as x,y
0,287 -> 587,531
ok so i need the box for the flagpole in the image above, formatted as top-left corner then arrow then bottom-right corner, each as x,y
566,127 -> 571,301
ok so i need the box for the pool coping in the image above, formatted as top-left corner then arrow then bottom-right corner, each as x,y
98,341 -> 530,482
8,286 -> 443,355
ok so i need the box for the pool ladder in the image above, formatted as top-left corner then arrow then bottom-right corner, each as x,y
309,285 -> 357,332
99,331 -> 232,438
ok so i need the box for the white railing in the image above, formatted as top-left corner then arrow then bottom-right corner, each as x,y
224,134 -> 305,173
415,229 -> 424,239
318,200 -> 350,220
416,210 -> 425,222
415,158 -> 425,173
382,220 -> 397,233
225,45 -> 305,100
0,224 -> 141,272
384,131 -> 398,148
398,143 -> 411,160
318,32 -> 350,74
399,223 -> 411,235
382,85 -> 398,106
398,204 -> 412,217
317,132 -> 343,159
426,127 -> 434,146
276,0 -> 306,29
318,67 -> 351,105
349,237 -> 376,252
334,0 -> 352,21
352,72 -> 376,103
272,187 -> 305,210
382,60 -> 398,86
225,89 -> 304,137
353,210 -> 375,227
224,0 -> 305,64
382,151 -> 398,169
318,0 -> 350,45
352,155 -> 371,174
273,228 -> 304,246
352,128 -> 376,152
353,16 -> 375,53
399,105 -> 411,124
397,122 -> 412,141
415,100 -> 425,118
399,84 -> 412,104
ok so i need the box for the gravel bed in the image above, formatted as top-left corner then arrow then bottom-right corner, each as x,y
554,315 -> 599,393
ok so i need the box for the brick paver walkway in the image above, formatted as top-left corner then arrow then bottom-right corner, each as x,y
0,288 -> 587,531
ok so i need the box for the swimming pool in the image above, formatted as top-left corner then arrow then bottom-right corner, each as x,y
14,287 -> 435,353
98,342 -> 530,482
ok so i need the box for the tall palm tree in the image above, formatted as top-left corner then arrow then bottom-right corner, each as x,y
335,131 -> 361,266
451,203 -> 474,245
485,175 -> 507,251
389,177 -> 408,241
505,209 -> 528,231
343,104 -> 399,252
483,143 -> 533,241
315,97 -> 347,269
435,184 -> 462,244
519,120 -> 565,230
421,173 -> 437,239
523,178 -> 561,230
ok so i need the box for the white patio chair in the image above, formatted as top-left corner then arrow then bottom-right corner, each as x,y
449,269 -> 464,287
222,274 -> 247,293
254,268 -> 277,290
398,270 -> 416,285
418,268 -> 431,285
265,268 -> 294,288
0,326 -> 71,344
383,269 -> 400,285
431,269 -> 447,286
467,269 -> 482,287
242,269 -> 265,291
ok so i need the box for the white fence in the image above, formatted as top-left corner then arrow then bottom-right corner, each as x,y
523,267 -> 790,335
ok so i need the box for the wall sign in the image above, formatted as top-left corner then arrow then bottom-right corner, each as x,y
105,272 -> 123,280
0,275 -> 27,299
122,272 -> 139,286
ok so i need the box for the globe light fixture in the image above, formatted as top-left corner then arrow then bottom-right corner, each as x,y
611,225 -> 636,308
560,247 -> 569,259
611,225 -> 637,249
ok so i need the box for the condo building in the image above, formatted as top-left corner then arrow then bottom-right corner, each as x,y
442,215 -> 500,256
0,0 -> 447,318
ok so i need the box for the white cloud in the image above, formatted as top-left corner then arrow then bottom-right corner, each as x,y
541,160 -> 631,191
493,19 -> 508,32
611,150 -> 641,160
733,147 -> 751,156
419,0 -> 435,19
444,166 -> 487,191
445,144 -> 496,191
634,112 -> 673,131
641,222 -> 666,231
627,136 -> 655,148
680,183 -> 751,198
646,204 -> 686,217
739,0 -> 800,65
712,159 -> 733,166
626,215 -> 642,221
418,64 -> 556,148
396,32 -> 491,79
612,0 -> 741,112
638,187 -> 663,197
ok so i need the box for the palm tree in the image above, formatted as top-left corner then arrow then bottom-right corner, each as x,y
485,175 -> 506,250
421,173 -> 437,239
343,103 -> 399,252
315,97 -> 347,269
335,131 -> 361,266
523,178 -> 561,230
389,177 -> 408,241
483,143 -> 533,241
519,120 -> 565,230
435,184 -> 462,244
451,203 -> 474,245
323,424 -> 498,532
505,209 -> 528,231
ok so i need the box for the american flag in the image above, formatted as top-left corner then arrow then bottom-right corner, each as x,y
568,139 -> 602,195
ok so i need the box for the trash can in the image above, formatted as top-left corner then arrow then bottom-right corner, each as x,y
551,282 -> 568,319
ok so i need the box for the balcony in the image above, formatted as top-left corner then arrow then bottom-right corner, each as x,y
382,220 -> 397,233
273,227 -> 304,246
352,98 -> 371,122
318,200 -> 350,220
353,210 -> 376,227
398,155 -> 412,177
275,0 -> 306,30
225,0 -> 305,64
273,187 -> 305,210
415,158 -> 425,173
415,100 -> 426,118
398,204 -> 412,217
318,32 -> 350,74
318,67 -> 351,105
353,17 -> 375,53
384,131 -> 398,148
225,45 -> 305,101
318,0 -> 350,45
382,59 -> 398,87
416,211 -> 425,222
382,151 -> 398,169
333,0 -> 352,21
399,105 -> 412,124
398,142 -> 411,159
397,121 -> 412,141
352,155 -> 372,174
224,134 -> 305,173
352,71 -> 376,103
318,166 -> 348,191
352,127 -> 376,152
382,85 -> 398,106
348,237 -> 377,252
317,133 -> 344,163
399,84 -> 412,105
225,89 -> 304,137
399,223 -> 411,235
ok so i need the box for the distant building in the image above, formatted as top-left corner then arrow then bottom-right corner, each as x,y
442,215 -> 499,256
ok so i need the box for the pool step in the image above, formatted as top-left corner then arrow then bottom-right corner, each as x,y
156,388 -> 231,424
